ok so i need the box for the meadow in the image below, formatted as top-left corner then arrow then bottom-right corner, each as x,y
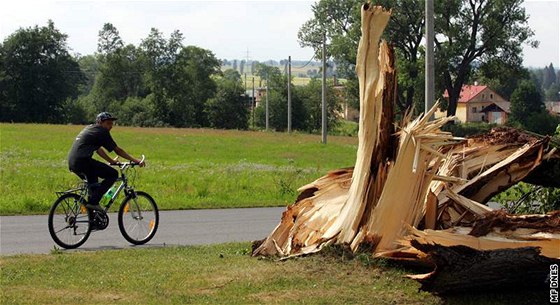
0,123 -> 357,215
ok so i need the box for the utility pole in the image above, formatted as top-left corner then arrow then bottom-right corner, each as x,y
244,72 -> 248,111
287,56 -> 292,133
252,77 -> 255,129
266,73 -> 269,131
425,0 -> 435,119
321,32 -> 327,144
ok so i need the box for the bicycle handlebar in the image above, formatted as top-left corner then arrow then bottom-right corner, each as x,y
111,154 -> 145,168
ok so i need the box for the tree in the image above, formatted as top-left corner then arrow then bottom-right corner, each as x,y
86,23 -> 147,115
434,0 -> 537,117
543,63 -> 557,90
474,58 -> 530,100
509,79 -> 545,127
205,69 -> 249,129
174,45 -> 221,127
0,20 -> 84,122
77,54 -> 101,96
140,28 -> 184,125
240,60 -> 246,74
299,78 -> 341,133
91,43 -> 145,111
255,66 -> 306,131
298,0 -> 427,114
97,23 -> 123,54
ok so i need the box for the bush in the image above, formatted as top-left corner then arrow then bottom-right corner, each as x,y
523,112 -> 560,135
441,122 -> 497,137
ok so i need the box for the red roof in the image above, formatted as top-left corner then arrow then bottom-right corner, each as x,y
443,85 -> 488,103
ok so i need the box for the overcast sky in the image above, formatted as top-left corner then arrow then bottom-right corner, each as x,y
1,0 -> 558,68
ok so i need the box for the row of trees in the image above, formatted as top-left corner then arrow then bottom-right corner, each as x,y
1,1 -> 558,134
298,0 -> 559,135
0,22 -> 341,131
532,63 -> 560,102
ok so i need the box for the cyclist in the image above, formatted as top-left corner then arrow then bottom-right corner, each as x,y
67,112 -> 145,211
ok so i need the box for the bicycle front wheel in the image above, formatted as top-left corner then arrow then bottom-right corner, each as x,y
118,191 -> 159,245
48,193 -> 92,249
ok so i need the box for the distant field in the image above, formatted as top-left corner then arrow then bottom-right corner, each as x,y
0,123 -> 357,215
221,63 -> 342,88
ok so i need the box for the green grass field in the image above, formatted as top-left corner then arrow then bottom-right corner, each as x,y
0,123 -> 357,215
0,243 -> 546,305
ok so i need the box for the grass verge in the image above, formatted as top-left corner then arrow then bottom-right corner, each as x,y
0,243 -> 547,305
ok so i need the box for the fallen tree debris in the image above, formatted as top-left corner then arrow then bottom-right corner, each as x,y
407,241 -> 559,294
252,3 -> 560,293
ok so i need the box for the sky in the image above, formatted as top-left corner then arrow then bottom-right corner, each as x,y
0,0 -> 558,68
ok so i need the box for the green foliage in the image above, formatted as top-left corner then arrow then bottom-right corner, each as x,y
510,80 -> 544,120
298,0 -> 425,114
0,20 -> 85,123
522,111 -> 560,136
474,58 -> 531,100
493,183 -> 560,214
204,70 -> 249,129
298,78 -> 341,133
441,122 -> 497,137
507,79 -> 560,135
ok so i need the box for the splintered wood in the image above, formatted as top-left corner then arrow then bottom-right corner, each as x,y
251,3 -> 559,293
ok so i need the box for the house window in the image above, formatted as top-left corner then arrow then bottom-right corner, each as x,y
490,94 -> 493,99
472,107 -> 477,113
482,94 -> 485,99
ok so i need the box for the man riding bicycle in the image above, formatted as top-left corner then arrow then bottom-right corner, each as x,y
68,112 -> 145,211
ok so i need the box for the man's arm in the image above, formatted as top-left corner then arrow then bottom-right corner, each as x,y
114,146 -> 145,166
96,148 -> 117,164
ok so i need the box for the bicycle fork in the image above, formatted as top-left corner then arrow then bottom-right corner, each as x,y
124,190 -> 143,220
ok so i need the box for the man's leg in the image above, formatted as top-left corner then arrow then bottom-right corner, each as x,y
70,162 -> 99,204
90,160 -> 118,205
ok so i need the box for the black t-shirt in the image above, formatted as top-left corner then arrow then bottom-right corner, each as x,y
68,124 -> 117,167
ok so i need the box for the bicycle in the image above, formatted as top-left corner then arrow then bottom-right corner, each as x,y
48,155 -> 159,249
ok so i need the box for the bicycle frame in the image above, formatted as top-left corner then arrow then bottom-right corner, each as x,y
101,159 -> 143,212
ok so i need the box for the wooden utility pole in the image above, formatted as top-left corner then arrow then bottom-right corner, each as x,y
252,77 -> 255,129
425,0 -> 435,119
321,33 -> 327,144
288,56 -> 292,133
266,73 -> 269,131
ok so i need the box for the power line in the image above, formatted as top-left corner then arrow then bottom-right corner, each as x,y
293,54 -> 318,69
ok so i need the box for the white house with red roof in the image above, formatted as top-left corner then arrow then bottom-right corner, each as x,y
435,84 -> 510,124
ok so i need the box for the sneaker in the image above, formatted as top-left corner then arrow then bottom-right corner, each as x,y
85,203 -> 105,212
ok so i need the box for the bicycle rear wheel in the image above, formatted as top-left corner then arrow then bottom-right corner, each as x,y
48,193 -> 92,249
118,191 -> 159,245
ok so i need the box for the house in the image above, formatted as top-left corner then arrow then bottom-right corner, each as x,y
545,101 -> 560,116
436,85 -> 510,124
480,102 -> 510,124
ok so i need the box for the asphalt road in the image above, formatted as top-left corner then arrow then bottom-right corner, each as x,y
0,207 -> 285,255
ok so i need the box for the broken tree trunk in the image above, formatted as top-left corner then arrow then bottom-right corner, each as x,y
407,241 -> 560,294
252,4 -> 396,257
252,2 -> 559,294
